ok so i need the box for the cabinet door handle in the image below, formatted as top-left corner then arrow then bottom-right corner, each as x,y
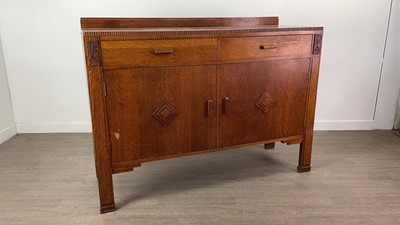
153,48 -> 174,54
206,100 -> 213,117
259,44 -> 278,50
223,97 -> 229,114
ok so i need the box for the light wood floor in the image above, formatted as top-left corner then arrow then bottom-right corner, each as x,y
0,131 -> 400,225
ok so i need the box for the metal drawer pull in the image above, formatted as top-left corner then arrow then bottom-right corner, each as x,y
259,44 -> 278,50
153,48 -> 174,54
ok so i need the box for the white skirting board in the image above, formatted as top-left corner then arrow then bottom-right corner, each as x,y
314,120 -> 374,131
16,122 -> 92,133
13,120 -> 377,134
0,124 -> 17,144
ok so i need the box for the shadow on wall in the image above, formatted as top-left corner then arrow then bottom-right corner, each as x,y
395,93 -> 400,130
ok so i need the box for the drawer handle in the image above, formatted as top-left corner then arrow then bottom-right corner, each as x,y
223,97 -> 229,114
153,48 -> 174,54
259,44 -> 278,50
206,100 -> 213,117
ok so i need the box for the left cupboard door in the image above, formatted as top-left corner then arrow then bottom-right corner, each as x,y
104,66 -> 217,164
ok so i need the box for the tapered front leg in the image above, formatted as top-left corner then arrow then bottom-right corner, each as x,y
85,36 -> 117,213
97,170 -> 116,213
297,56 -> 321,173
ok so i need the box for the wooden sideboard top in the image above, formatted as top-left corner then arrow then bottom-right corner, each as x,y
80,17 -> 323,37
81,17 -> 280,28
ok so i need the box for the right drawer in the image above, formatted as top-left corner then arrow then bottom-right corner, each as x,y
220,35 -> 313,61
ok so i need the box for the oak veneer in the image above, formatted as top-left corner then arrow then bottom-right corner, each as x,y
219,35 -> 312,61
80,17 -> 280,29
81,17 -> 323,213
101,39 -> 218,69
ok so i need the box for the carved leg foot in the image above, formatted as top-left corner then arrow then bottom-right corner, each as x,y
264,143 -> 275,149
297,166 -> 311,173
298,140 -> 312,173
97,167 -> 116,214
100,203 -> 117,214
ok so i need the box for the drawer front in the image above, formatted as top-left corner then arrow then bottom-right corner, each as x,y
101,39 -> 218,69
220,35 -> 312,61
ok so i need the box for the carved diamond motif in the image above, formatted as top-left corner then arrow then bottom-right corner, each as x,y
255,92 -> 275,114
152,101 -> 178,124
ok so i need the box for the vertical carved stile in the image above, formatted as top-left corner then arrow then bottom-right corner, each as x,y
312,34 -> 322,55
87,40 -> 101,66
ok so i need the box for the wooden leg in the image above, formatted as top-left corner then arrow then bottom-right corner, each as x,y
264,143 -> 275,149
297,57 -> 320,173
298,140 -> 312,173
97,171 -> 116,214
85,56 -> 117,214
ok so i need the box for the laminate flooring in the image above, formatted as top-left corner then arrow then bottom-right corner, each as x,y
0,131 -> 400,225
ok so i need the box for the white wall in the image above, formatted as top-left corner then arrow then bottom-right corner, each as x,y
0,35 -> 16,143
0,0 -> 394,132
375,0 -> 400,129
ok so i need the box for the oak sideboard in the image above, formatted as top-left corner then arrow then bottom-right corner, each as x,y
81,17 -> 323,213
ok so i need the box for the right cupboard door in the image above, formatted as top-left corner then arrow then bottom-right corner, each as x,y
219,59 -> 311,147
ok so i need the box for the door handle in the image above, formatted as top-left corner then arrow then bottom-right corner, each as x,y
223,97 -> 229,114
206,100 -> 213,117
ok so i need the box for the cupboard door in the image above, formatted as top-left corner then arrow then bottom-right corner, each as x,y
219,59 -> 310,147
104,66 -> 217,163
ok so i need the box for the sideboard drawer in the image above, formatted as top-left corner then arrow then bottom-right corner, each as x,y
101,39 -> 218,69
220,35 -> 312,61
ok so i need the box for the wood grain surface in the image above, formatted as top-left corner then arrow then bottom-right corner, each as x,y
219,59 -> 310,147
81,17 -> 323,213
81,17 -> 279,29
299,57 -> 321,172
220,35 -> 312,61
104,66 -> 217,162
83,36 -> 116,213
101,39 -> 218,70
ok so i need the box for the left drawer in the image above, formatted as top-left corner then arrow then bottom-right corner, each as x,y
101,39 -> 218,70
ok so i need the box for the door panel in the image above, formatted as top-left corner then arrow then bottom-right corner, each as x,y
219,59 -> 310,147
105,66 -> 217,163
